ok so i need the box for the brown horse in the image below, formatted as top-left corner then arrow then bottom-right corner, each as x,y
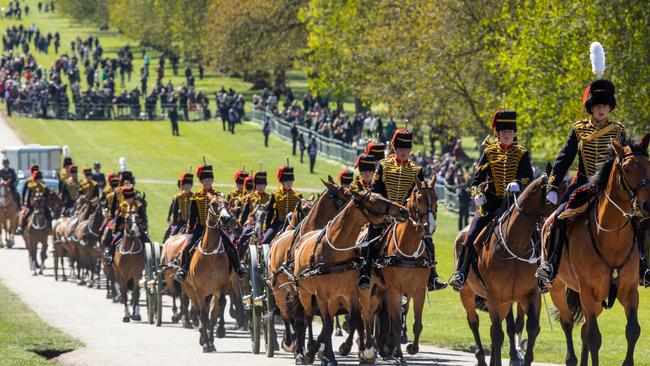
545,136 -> 650,366
52,216 -> 72,281
0,181 -> 19,248
371,176 -> 440,364
23,193 -> 51,276
112,210 -> 145,322
182,194 -> 235,352
456,171 -> 556,366
160,233 -> 196,328
74,203 -> 105,287
267,178 -> 349,361
294,190 -> 409,365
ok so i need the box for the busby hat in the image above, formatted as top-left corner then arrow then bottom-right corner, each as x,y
2,157 -> 8,164
253,171 -> 267,185
29,164 -> 40,173
277,166 -> 294,182
234,170 -> 249,185
391,129 -> 413,149
584,79 -> 616,114
93,161 -> 101,168
119,170 -> 135,185
122,184 -> 136,199
338,169 -> 354,185
355,154 -> 376,172
180,173 -> 194,186
243,175 -> 254,192
83,167 -> 92,176
196,165 -> 213,181
63,157 -> 73,167
32,171 -> 43,180
108,173 -> 119,188
492,110 -> 517,132
68,165 -> 78,174
365,142 -> 386,162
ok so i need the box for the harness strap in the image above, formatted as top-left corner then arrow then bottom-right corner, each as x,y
298,257 -> 365,280
374,256 -> 433,269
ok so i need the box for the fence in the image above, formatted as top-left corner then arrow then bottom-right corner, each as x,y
250,109 -> 359,165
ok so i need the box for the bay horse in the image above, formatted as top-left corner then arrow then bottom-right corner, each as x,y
112,210 -> 145,322
455,169 -> 556,366
182,194 -> 234,353
294,190 -> 409,366
545,135 -> 650,366
0,181 -> 19,248
267,177 -> 350,362
371,176 -> 440,365
74,203 -> 105,287
52,216 -> 72,281
160,233 -> 194,328
23,193 -> 51,276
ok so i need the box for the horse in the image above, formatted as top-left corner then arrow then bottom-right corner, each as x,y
267,177 -> 350,362
454,169 -> 556,366
294,190 -> 409,366
23,193 -> 51,276
160,233 -> 194,328
111,210 -> 146,322
181,194 -> 235,352
367,176 -> 441,365
52,216 -> 72,281
74,203 -> 105,287
0,181 -> 19,248
545,135 -> 650,366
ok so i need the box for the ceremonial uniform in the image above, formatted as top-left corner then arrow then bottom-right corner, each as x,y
21,164 -> 40,204
175,165 -> 245,280
338,169 -> 354,188
17,171 -> 52,234
262,166 -> 302,244
226,170 -> 248,205
61,166 -> 80,214
351,154 -> 375,193
0,158 -> 20,205
537,79 -> 637,285
239,172 -> 270,246
163,173 -> 194,242
59,157 -> 73,188
80,168 -> 100,201
450,111 -> 533,291
105,184 -> 150,265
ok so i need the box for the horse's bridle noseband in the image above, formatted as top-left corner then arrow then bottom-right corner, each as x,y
353,192 -> 394,221
615,151 -> 650,218
326,185 -> 349,210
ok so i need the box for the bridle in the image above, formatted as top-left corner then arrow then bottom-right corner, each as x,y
608,151 -> 650,219
353,191 -> 396,222
326,185 -> 349,211
409,186 -> 437,235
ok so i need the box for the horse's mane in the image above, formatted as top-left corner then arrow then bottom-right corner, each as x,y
589,135 -> 649,191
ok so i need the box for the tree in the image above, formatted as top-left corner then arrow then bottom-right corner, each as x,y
57,0 -> 109,24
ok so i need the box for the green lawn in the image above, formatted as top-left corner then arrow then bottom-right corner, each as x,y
0,280 -> 82,365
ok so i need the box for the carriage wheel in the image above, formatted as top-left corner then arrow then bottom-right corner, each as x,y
261,244 -> 276,358
152,242 -> 163,327
249,244 -> 261,354
143,242 -> 155,325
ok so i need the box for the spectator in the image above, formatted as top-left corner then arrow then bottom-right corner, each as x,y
290,121 -> 298,156
457,173 -> 471,230
263,118 -> 271,147
298,132 -> 305,163
168,92 -> 179,136
308,137 -> 318,173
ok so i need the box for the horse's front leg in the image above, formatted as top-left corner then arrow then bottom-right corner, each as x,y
131,282 -> 141,321
406,289 -> 425,356
505,306 -> 521,365
487,301 -> 506,366
549,284 -> 577,366
522,293 -> 541,366
460,288 -> 487,366
617,284 -> 640,366
121,285 -> 131,322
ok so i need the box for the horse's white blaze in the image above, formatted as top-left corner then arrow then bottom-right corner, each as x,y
428,213 -> 437,234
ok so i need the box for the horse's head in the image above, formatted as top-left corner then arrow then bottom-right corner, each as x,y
322,175 -> 353,211
612,134 -> 650,218
517,163 -> 558,220
125,210 -> 140,237
350,190 -> 409,225
408,175 -> 438,235
207,194 -> 232,229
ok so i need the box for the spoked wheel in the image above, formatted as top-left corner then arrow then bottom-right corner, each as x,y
153,243 -> 163,327
249,244 -> 262,354
262,244 -> 277,358
143,242 -> 157,325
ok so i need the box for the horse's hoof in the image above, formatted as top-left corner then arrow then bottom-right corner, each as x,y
394,358 -> 407,366
295,354 -> 305,365
335,329 -> 343,337
282,341 -> 294,353
216,325 -> 226,338
360,348 -> 376,364
32,271 -> 37,276
132,314 -> 141,321
171,314 -> 180,323
304,352 -> 315,365
338,342 -> 351,356
202,344 -> 213,353
209,343 -> 217,352
406,343 -> 418,355
183,321 -> 193,329
122,316 -> 130,323
400,334 -> 408,344
509,360 -> 523,366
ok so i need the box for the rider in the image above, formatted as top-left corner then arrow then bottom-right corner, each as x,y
365,141 -> 386,164
105,184 -> 150,266
360,129 -> 447,291
16,171 -> 52,235
226,170 -> 249,205
92,162 -> 106,189
338,169 -> 354,189
262,165 -> 302,245
0,157 -> 20,205
60,165 -> 80,215
239,171 -> 270,246
80,167 -> 100,202
243,175 -> 254,196
536,79 -> 632,287
21,164 -> 40,204
164,172 -> 194,242
448,110 -> 534,291
60,156 -> 73,184
175,164 -> 246,281
351,154 -> 376,192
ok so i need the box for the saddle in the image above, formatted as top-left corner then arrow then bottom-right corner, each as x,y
557,184 -> 598,220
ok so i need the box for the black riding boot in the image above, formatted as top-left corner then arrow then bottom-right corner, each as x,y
226,243 -> 246,278
424,237 -> 448,291
104,242 -> 117,266
358,246 -> 372,289
449,244 -> 474,292
175,247 -> 191,281
636,220 -> 650,287
536,215 -> 565,288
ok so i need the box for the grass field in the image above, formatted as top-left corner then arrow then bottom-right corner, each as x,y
0,279 -> 82,364
2,1 -> 650,365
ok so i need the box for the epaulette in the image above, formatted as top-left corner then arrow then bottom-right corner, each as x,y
571,119 -> 590,129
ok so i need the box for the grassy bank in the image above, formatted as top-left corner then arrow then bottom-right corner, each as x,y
0,279 -> 82,365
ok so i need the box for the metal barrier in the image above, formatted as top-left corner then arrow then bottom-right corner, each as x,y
250,109 -> 358,164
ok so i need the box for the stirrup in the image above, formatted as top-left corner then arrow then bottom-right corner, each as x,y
358,275 -> 370,289
175,269 -> 187,282
428,277 -> 448,291
448,272 -> 465,292
535,262 -> 555,287
642,269 -> 650,288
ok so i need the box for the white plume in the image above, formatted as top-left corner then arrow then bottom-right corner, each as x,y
62,145 -> 69,156
119,157 -> 127,171
590,42 -> 605,79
